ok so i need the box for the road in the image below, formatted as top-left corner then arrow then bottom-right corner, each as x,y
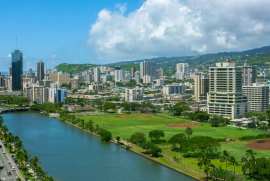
0,142 -> 23,181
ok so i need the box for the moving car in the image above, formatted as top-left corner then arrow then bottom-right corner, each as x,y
3,151 -> 6,154
7,171 -> 12,175
7,160 -> 11,164
12,167 -> 16,171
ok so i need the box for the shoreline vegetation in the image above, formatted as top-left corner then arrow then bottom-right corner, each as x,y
1,101 -> 270,181
0,115 -> 56,181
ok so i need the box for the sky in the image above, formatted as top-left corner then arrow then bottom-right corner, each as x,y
1,0 -> 270,71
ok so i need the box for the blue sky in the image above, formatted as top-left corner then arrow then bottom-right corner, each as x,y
0,0 -> 143,71
1,0 -> 270,71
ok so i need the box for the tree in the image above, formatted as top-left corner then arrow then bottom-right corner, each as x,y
130,132 -> 146,144
22,149 -> 30,174
245,111 -> 267,128
198,153 -> 212,179
236,122 -> 242,130
188,136 -> 220,154
219,150 -> 230,170
86,120 -> 94,132
139,141 -> 153,153
229,156 -> 238,173
104,103 -> 116,111
242,149 -> 257,177
168,133 -> 188,152
185,127 -> 193,139
149,144 -> 162,157
99,129 -> 112,141
80,119 -> 85,129
148,130 -> 165,141
172,102 -> 191,116
116,136 -> 120,143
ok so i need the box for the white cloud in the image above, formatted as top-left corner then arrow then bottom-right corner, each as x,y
88,0 -> 270,62
51,55 -> 56,59
7,54 -> 11,58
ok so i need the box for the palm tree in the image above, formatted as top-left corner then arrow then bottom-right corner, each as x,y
228,156 -> 238,173
185,127 -> 193,139
219,150 -> 230,170
0,116 -> 4,128
81,119 -> 85,129
30,156 -> 40,181
22,149 -> 30,174
236,122 -> 242,130
88,120 -> 94,132
1,125 -> 9,136
198,153 -> 212,179
15,140 -> 23,151
95,125 -> 100,134
16,150 -> 24,168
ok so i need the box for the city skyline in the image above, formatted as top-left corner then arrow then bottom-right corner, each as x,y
1,0 -> 270,71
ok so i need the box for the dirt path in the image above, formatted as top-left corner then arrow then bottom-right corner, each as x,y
163,155 -> 205,178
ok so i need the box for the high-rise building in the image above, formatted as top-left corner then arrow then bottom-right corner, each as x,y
157,68 -> 163,79
49,73 -> 70,84
8,67 -> 12,77
243,83 -> 269,112
24,86 -> 49,104
175,63 -> 189,80
115,70 -> 126,82
94,67 -> 101,83
125,72 -> 131,82
131,66 -> 137,78
0,73 -> 5,87
239,63 -> 256,86
115,66 -> 121,70
135,71 -> 140,83
29,68 -> 32,77
207,61 -> 249,119
48,88 -> 68,103
140,61 -> 156,83
194,74 -> 209,101
37,61 -> 45,81
163,83 -> 187,95
11,50 -> 23,91
125,87 -> 144,102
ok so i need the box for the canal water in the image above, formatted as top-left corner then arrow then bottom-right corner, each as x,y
1,111 -> 195,181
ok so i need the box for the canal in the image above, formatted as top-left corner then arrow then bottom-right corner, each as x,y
1,111 -> 195,181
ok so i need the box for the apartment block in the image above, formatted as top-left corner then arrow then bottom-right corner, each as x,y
207,61 -> 249,119
194,74 -> 209,101
125,87 -> 144,102
243,83 -> 269,112
163,83 -> 187,95
49,74 -> 70,84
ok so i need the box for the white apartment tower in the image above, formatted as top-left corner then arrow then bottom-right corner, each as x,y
125,87 -> 144,102
194,74 -> 209,101
207,61 -> 249,119
175,63 -> 189,80
242,83 -> 269,112
94,67 -> 101,83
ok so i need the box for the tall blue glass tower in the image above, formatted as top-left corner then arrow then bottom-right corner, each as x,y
11,50 -> 23,91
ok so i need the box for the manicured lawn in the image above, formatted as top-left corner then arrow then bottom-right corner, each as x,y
76,112 -> 269,179
221,141 -> 270,161
77,113 -> 263,140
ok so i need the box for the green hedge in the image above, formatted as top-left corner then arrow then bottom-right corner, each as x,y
239,134 -> 270,140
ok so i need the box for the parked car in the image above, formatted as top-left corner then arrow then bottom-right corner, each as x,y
25,178 -> 30,181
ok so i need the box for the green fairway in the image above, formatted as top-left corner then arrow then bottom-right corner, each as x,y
77,113 -> 263,140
